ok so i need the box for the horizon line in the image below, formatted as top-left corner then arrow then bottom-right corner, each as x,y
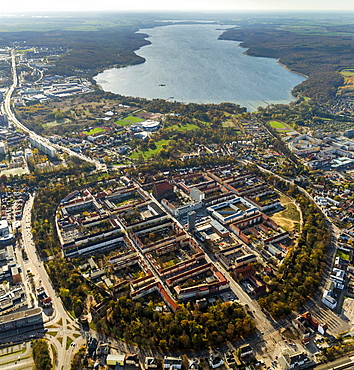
1,9 -> 354,14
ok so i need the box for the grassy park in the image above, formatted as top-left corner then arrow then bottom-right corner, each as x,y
130,139 -> 169,159
271,193 -> 301,232
170,123 -> 199,132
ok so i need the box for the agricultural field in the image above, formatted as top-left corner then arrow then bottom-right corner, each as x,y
338,69 -> 354,98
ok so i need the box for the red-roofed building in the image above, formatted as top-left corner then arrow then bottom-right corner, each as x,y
152,181 -> 174,200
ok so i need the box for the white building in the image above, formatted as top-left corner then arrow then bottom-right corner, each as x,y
0,141 -> 7,155
0,220 -> 9,237
29,136 -> 56,158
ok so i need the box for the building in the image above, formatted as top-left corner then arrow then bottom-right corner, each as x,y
278,350 -> 311,370
207,197 -> 258,225
106,354 -> 125,367
11,265 -> 20,284
164,356 -> 182,369
152,181 -> 174,200
29,136 -> 57,158
0,220 -> 14,247
344,129 -> 354,139
187,211 -> 196,231
0,307 -> 43,335
209,355 -> 224,369
0,141 -> 7,155
288,134 -> 321,156
0,114 -> 8,127
0,220 -> 9,237
239,344 -> 253,358
330,267 -> 346,290
322,280 -> 337,309
145,357 -> 158,369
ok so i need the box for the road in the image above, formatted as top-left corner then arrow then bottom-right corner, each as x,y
21,194 -> 83,369
0,49 -> 347,368
1,49 -> 105,172
139,183 -> 284,362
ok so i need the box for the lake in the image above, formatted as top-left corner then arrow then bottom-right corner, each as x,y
94,24 -> 306,111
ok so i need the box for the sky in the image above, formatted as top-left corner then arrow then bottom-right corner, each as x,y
1,0 -> 354,12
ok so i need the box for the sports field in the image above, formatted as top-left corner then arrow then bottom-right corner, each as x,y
269,121 -> 292,132
124,115 -> 144,123
114,120 -> 132,127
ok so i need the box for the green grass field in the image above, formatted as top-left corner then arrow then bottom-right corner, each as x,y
171,123 -> 199,131
82,127 -> 105,135
269,120 -> 293,132
130,139 -> 169,159
336,249 -> 350,261
124,115 -> 144,123
114,120 -> 132,127
269,120 -> 287,129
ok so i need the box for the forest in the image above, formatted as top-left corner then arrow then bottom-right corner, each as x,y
219,26 -> 352,102
0,27 -> 152,76
94,297 -> 255,350
255,173 -> 331,317
32,339 -> 52,370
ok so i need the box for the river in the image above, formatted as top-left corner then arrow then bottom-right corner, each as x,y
94,23 -> 306,111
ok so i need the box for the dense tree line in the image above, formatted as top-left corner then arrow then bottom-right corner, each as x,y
70,348 -> 88,370
94,297 -> 255,350
257,179 -> 331,317
32,339 -> 51,370
0,26 -> 154,76
144,100 -> 246,115
31,172 -> 118,314
256,98 -> 354,130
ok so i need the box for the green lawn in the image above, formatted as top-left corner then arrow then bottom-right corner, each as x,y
82,127 -> 105,135
269,120 -> 293,132
171,123 -> 199,131
114,120 -> 132,127
124,115 -> 144,123
269,121 -> 287,129
130,139 -> 169,159
336,249 -> 351,262
66,337 -> 73,350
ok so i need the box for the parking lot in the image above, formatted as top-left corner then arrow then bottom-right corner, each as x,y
342,297 -> 354,324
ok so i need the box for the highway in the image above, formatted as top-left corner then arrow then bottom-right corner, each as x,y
21,194 -> 83,370
1,49 -> 105,172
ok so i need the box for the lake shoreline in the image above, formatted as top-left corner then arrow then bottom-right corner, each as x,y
234,42 -> 308,81
95,24 -> 305,111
